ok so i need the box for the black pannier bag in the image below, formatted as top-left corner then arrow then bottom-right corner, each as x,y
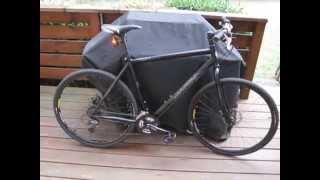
197,41 -> 242,140
81,11 -> 243,134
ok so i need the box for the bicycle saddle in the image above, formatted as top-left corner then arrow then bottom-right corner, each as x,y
101,24 -> 142,35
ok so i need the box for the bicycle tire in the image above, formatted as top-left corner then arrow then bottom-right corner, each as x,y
188,78 -> 279,156
53,69 -> 138,148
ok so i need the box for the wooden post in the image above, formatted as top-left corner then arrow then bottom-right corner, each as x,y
240,21 -> 266,99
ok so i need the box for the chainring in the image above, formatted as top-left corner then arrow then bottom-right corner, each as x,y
135,112 -> 159,135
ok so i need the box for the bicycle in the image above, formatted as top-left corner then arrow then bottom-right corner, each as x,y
53,17 -> 279,156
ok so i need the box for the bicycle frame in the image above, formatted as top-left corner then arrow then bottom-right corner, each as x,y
133,48 -> 214,117
95,32 -> 228,122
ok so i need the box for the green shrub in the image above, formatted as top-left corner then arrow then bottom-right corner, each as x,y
121,0 -> 152,9
166,0 -> 242,13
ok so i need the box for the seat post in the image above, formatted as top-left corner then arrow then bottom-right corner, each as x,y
120,33 -> 129,60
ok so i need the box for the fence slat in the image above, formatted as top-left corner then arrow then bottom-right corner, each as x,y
102,13 -> 122,23
40,53 -> 82,68
40,67 -> 79,79
40,12 -> 100,39
40,39 -> 87,54
232,36 -> 252,50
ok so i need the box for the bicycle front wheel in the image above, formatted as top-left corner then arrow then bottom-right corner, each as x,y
188,78 -> 279,156
53,69 -> 138,148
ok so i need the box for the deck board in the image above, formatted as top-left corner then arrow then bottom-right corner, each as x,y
41,161 -> 280,180
41,148 -> 279,174
40,126 -> 280,149
40,85 -> 280,179
40,137 -> 280,161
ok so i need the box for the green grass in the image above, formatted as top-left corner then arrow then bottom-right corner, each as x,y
121,0 -> 154,9
254,49 -> 279,79
41,0 -> 242,13
165,0 -> 243,13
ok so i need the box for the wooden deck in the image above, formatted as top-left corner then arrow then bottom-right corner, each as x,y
40,84 -> 280,180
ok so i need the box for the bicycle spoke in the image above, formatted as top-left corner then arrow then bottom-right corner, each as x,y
54,70 -> 137,148
198,99 -> 216,112
202,93 -> 218,108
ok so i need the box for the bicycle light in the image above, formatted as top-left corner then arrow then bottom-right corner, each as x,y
111,35 -> 121,48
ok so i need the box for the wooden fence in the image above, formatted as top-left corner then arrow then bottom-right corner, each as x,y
40,8 -> 267,99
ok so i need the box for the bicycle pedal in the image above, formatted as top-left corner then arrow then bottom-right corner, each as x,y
88,127 -> 95,133
163,136 -> 174,144
162,133 -> 176,144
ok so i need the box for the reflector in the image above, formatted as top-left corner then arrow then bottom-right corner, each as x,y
111,35 -> 121,48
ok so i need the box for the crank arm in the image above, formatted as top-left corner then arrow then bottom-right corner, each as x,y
146,124 -> 170,134
147,124 -> 176,137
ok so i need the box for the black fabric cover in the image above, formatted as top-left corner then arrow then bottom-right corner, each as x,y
82,11 -> 242,133
82,30 -> 125,75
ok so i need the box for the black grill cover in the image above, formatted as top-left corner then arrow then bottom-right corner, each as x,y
82,11 -> 242,133
82,29 -> 126,75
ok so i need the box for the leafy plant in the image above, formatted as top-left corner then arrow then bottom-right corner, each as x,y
165,0 -> 242,13
121,0 -> 153,9
40,21 -> 89,28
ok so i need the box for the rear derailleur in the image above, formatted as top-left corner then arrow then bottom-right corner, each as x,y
136,111 -> 176,144
84,95 -> 105,133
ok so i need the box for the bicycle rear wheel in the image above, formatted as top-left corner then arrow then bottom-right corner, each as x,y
53,69 -> 138,148
188,78 -> 279,156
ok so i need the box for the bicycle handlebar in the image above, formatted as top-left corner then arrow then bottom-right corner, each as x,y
221,16 -> 231,24
209,17 -> 232,42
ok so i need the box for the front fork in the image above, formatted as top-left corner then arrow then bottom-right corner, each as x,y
214,66 -> 233,126
208,31 -> 233,127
